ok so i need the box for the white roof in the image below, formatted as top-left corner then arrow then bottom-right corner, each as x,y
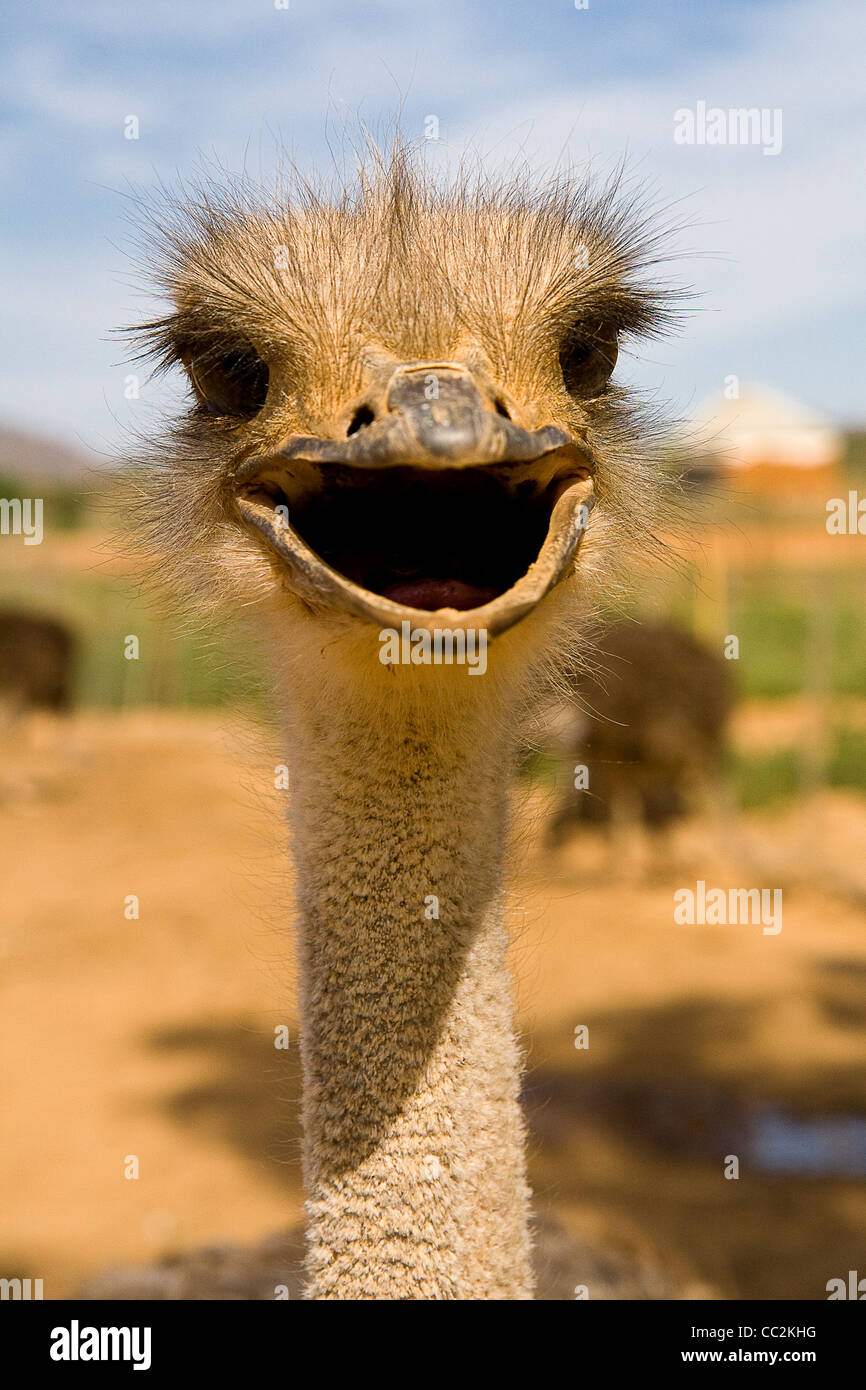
692,383 -> 842,469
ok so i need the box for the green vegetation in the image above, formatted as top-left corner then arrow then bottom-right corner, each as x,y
843,430 -> 866,483
829,727 -> 866,792
732,729 -> 866,808
0,569 -> 266,711
0,473 -> 95,531
729,569 -> 866,699
731,748 -> 801,809
600,565 -> 866,701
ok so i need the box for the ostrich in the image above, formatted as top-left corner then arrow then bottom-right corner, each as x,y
544,620 -> 734,853
129,144 -> 677,1300
0,611 -> 76,716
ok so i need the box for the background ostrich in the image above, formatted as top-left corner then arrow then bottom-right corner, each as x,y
129,144 -> 678,1300
543,620 -> 733,855
0,611 -> 76,717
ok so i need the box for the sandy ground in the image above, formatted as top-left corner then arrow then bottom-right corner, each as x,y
2,708 -> 865,1300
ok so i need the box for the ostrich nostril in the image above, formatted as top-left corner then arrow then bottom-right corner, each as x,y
346,405 -> 375,436
493,398 -> 511,419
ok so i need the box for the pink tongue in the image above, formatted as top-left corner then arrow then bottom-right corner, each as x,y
381,578 -> 499,611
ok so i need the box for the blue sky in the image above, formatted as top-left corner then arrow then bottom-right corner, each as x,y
1,0 -> 864,456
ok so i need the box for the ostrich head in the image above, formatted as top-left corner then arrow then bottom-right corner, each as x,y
130,145 -> 676,684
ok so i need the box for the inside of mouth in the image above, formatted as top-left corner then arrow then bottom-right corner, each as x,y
245,463 -> 569,611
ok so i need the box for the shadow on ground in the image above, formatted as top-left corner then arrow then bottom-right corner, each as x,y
85,983 -> 866,1300
525,989 -> 866,1300
147,1020 -> 304,1192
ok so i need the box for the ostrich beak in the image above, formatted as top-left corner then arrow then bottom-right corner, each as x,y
233,363 -> 595,638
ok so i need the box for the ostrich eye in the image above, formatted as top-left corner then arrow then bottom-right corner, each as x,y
186,343 -> 269,419
559,327 -> 618,398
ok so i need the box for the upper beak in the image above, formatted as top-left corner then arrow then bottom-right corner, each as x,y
265,364 -> 574,470
233,362 -> 595,637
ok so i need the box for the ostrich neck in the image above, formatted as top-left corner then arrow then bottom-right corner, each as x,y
284,680 -> 532,1299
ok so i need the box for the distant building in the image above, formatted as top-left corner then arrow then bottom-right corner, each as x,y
690,383 -> 843,493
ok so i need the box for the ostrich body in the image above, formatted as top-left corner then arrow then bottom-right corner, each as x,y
0,611 -> 76,714
133,147 -> 674,1300
545,621 -> 733,846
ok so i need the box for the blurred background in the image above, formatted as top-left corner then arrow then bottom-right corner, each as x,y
2,0 -> 865,1300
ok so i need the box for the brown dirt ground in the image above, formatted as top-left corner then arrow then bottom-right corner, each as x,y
2,708 -> 865,1300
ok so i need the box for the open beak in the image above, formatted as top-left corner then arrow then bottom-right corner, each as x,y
233,363 -> 594,638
